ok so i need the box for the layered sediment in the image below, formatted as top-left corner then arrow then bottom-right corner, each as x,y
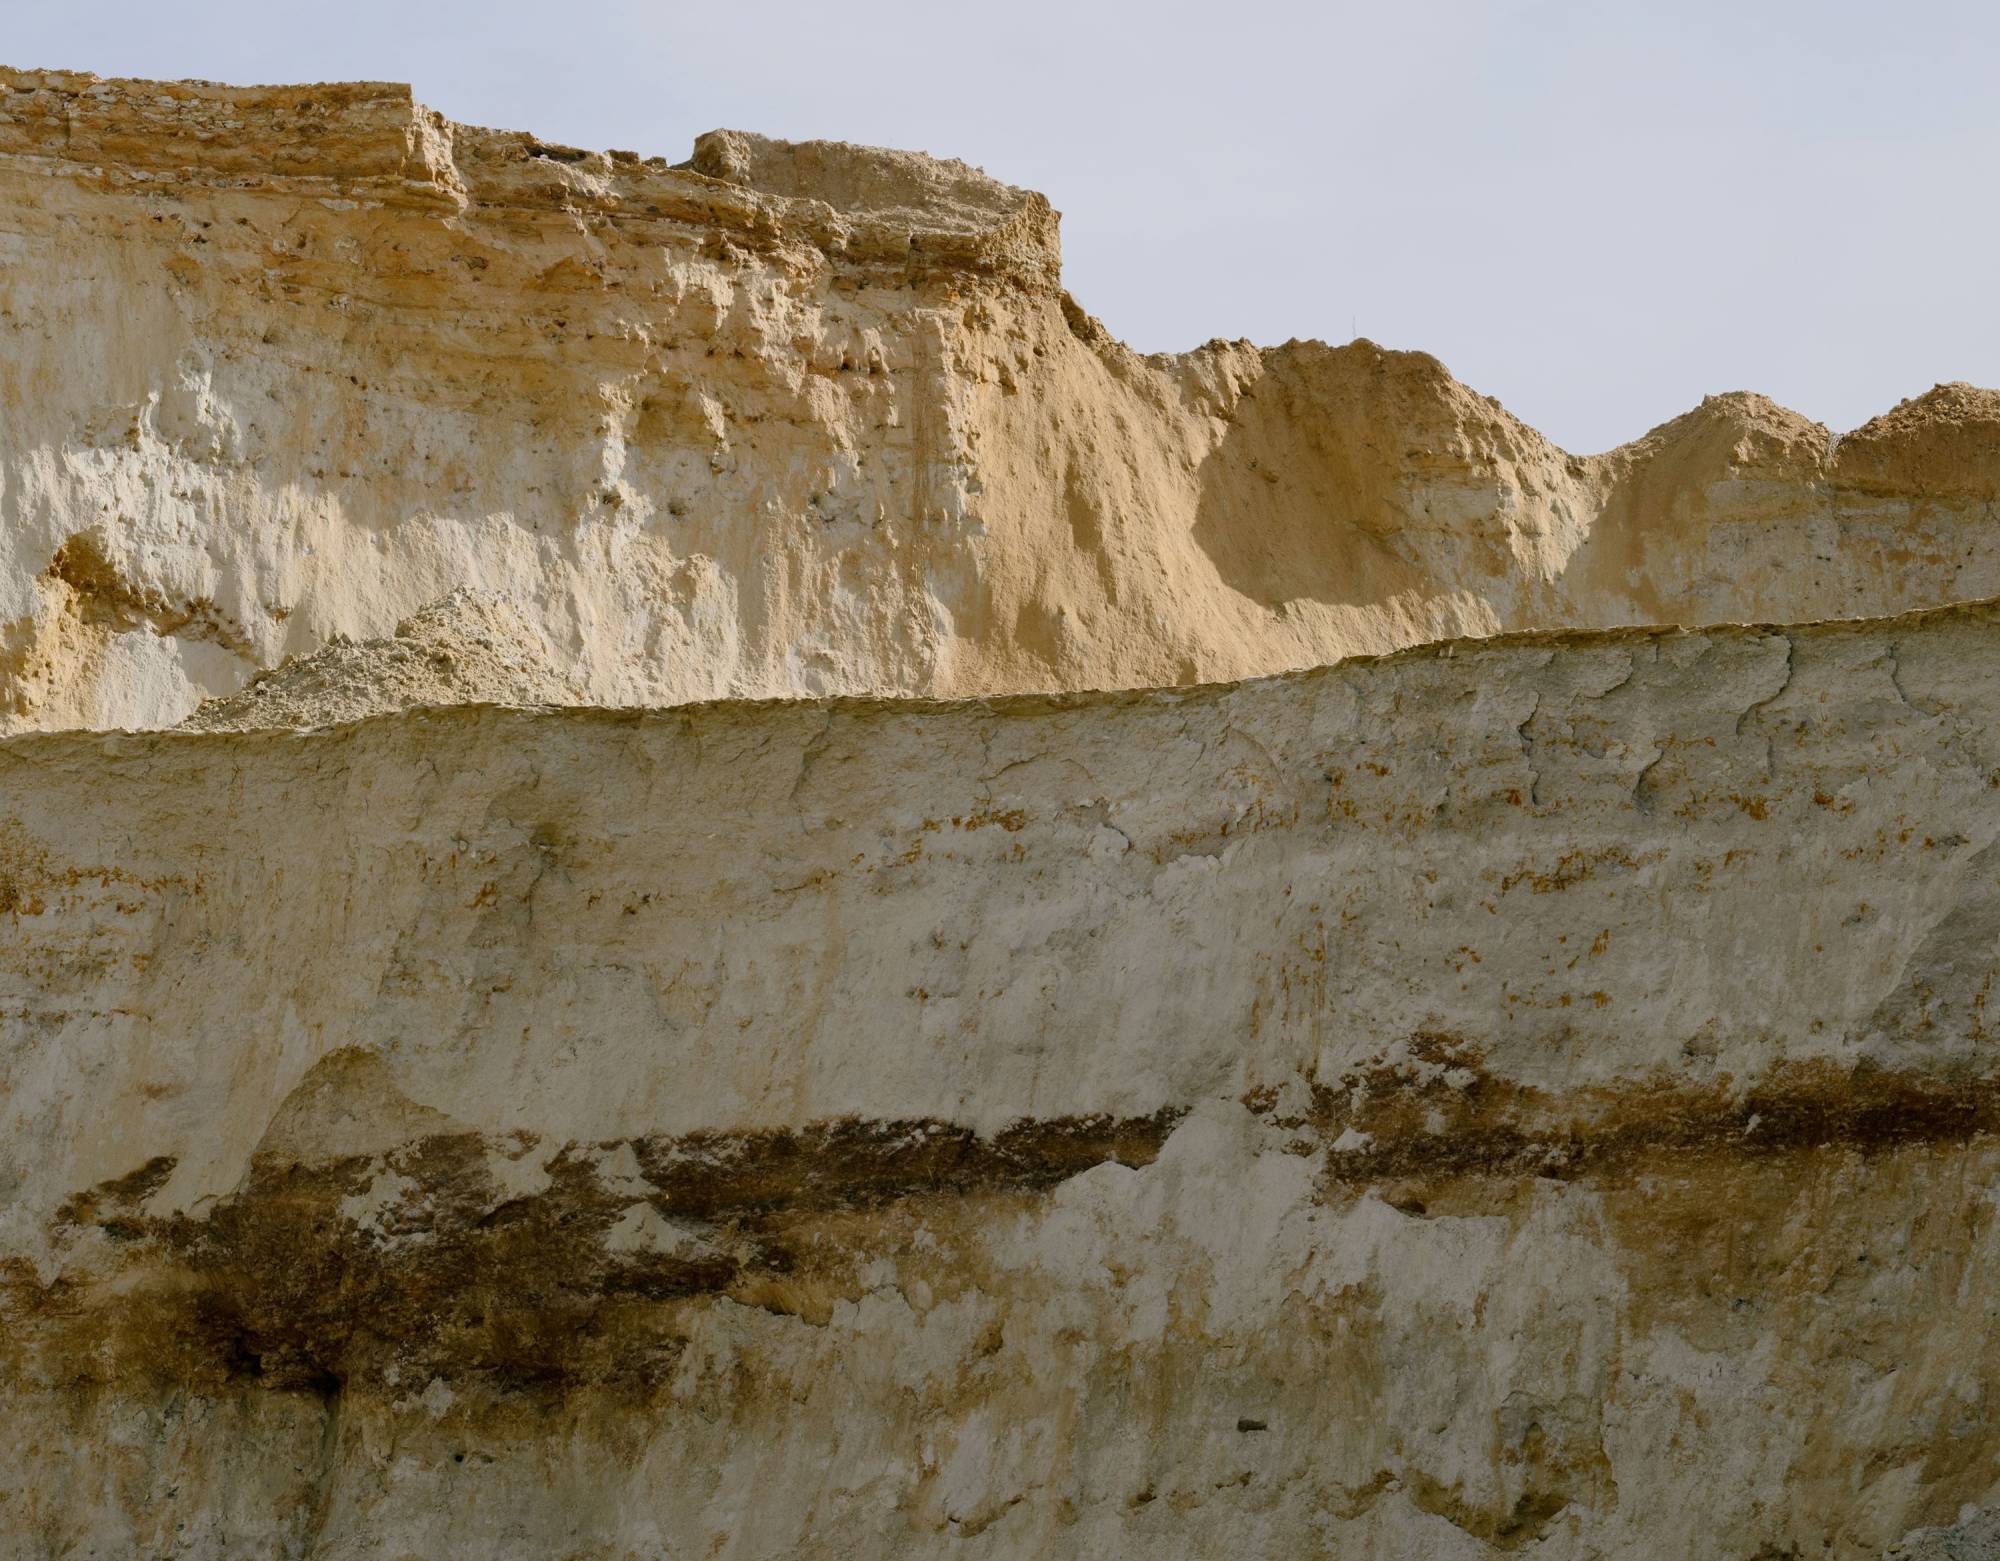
12,603 -> 2000,1554
3,68 -> 1999,733
5,65 -> 2000,1561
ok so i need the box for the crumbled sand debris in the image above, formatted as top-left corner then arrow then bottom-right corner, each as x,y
180,590 -> 586,730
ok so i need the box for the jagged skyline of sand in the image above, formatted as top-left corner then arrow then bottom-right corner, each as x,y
8,0 -> 1998,454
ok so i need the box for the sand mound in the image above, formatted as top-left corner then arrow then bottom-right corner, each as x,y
179,590 -> 584,731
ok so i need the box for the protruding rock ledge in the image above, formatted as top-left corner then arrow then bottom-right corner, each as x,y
0,66 -> 1063,282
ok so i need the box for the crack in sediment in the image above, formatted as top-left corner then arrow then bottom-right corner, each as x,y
1733,632 -> 1796,737
1514,692 -> 1542,808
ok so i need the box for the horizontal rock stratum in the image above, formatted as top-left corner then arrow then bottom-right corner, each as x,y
4,66 -> 2000,732
6,67 -> 2000,1561
12,604 -> 2000,1555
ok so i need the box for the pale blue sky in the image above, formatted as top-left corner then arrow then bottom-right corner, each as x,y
8,0 -> 1996,453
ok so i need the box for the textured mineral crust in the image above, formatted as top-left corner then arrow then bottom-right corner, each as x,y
6,66 -> 2000,1561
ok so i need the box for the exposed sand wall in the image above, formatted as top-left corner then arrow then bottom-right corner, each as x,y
7,65 -> 2000,1561
2,68 -> 1997,733
9,603 -> 2000,1554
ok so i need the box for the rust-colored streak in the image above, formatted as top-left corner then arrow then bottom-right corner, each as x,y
12,1056 -> 1999,1410
1313,1038 -> 2000,1189
6,1110 -> 1182,1399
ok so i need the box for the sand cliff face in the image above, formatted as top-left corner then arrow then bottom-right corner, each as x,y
13,605 -> 2000,1556
4,67 -> 2000,733
7,65 -> 2000,1561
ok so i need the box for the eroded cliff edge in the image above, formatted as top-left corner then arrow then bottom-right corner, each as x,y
3,66 -> 1999,733
9,601 -> 2000,1555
